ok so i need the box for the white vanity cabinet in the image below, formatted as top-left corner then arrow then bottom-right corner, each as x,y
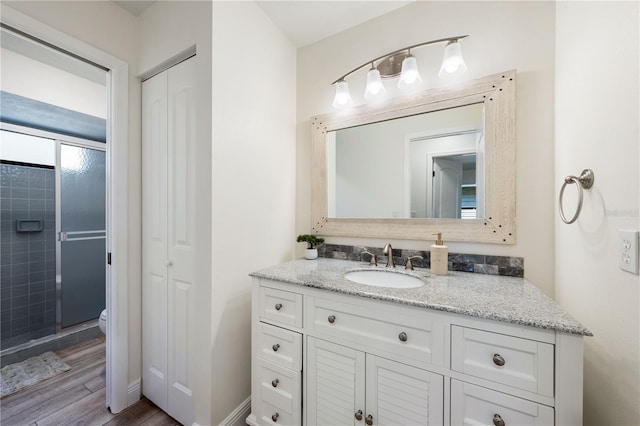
252,286 -> 304,425
247,272 -> 585,426
307,337 -> 444,426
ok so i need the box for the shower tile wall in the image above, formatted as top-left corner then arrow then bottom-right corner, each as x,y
1,163 -> 56,345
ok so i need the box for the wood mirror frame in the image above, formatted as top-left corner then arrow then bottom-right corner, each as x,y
311,70 -> 516,244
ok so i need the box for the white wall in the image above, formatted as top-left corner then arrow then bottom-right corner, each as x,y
0,131 -> 56,166
555,2 -> 639,424
0,48 -> 107,118
211,2 -> 296,423
297,1 -> 557,296
4,0 -> 141,403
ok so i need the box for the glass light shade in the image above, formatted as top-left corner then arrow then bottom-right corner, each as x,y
439,40 -> 468,77
332,80 -> 353,109
364,68 -> 386,100
397,55 -> 422,89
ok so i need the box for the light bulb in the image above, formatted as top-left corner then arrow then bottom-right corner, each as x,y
397,55 -> 422,90
439,40 -> 467,77
364,67 -> 386,100
332,80 -> 353,109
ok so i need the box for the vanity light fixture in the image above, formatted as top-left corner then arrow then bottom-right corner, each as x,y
331,35 -> 469,109
364,64 -> 385,100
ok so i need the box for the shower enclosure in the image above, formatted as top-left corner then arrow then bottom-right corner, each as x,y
58,143 -> 106,328
1,129 -> 106,351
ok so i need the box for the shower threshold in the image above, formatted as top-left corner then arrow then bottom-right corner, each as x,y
0,320 -> 102,367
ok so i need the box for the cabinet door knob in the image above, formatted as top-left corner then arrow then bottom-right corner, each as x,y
272,344 -> 280,352
275,303 -> 283,311
272,413 -> 279,422
493,353 -> 506,366
493,414 -> 505,426
328,315 -> 336,324
354,410 -> 363,421
272,378 -> 279,388
398,332 -> 408,342
365,414 -> 373,425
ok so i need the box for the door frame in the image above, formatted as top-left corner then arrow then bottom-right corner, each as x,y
0,4 -> 131,412
428,149 -> 474,218
404,126 -> 482,219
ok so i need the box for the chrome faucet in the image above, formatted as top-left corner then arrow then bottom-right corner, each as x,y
405,255 -> 423,270
361,251 -> 377,266
383,243 -> 395,268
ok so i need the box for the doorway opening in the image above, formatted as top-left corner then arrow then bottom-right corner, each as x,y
1,127 -> 107,355
0,10 -> 131,412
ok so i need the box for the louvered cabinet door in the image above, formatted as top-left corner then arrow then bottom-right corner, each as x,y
306,337 -> 366,426
365,355 -> 444,426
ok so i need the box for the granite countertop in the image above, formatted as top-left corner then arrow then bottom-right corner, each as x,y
250,258 -> 592,336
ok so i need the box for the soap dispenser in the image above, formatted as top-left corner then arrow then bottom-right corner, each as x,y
430,233 -> 448,275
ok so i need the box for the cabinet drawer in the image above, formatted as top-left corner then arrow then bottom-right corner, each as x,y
257,399 -> 297,426
451,379 -> 554,425
308,296 -> 443,366
260,286 -> 303,328
451,326 -> 554,397
258,322 -> 302,371
256,358 -> 301,422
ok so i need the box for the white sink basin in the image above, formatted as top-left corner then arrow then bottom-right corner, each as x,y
344,269 -> 425,288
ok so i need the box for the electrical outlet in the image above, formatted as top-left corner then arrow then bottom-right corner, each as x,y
619,230 -> 639,274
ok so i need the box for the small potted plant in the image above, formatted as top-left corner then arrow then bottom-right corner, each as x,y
297,234 -> 325,260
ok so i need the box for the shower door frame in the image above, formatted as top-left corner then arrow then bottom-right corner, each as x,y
55,138 -> 107,332
1,4 -> 131,414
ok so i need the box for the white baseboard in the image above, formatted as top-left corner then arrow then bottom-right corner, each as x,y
219,396 -> 251,426
127,379 -> 141,406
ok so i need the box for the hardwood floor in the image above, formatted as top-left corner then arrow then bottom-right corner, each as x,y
0,337 -> 181,426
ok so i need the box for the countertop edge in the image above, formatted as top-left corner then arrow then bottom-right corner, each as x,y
250,260 -> 593,337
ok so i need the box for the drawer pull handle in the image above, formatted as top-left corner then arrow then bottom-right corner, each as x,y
493,414 -> 505,426
365,414 -> 373,425
355,410 -> 363,421
398,332 -> 408,342
328,315 -> 336,324
275,303 -> 283,311
493,353 -> 506,366
272,344 -> 280,352
272,413 -> 279,422
272,379 -> 279,388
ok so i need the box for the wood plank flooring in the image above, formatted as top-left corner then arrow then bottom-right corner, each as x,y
0,337 -> 181,426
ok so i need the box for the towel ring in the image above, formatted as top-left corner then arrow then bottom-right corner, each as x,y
559,169 -> 594,224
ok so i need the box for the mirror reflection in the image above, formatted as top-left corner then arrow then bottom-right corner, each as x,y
327,103 -> 484,219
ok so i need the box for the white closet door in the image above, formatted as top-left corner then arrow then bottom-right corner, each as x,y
142,70 -> 169,412
142,56 -> 197,426
166,57 -> 197,425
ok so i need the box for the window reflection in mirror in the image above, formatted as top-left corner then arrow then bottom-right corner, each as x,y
326,103 -> 484,219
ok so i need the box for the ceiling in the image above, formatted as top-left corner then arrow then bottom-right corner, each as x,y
112,1 -> 413,47
112,1 -> 155,16
256,1 -> 414,47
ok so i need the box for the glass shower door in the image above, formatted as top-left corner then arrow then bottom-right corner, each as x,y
57,143 -> 106,328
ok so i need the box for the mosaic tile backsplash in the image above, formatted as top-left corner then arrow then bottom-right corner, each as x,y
318,243 -> 524,277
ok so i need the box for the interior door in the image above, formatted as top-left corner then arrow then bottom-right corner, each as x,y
142,67 -> 169,412
165,55 -> 197,425
142,56 -> 197,426
432,157 -> 463,219
58,142 -> 106,328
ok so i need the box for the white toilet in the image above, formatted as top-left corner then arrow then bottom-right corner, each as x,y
98,309 -> 107,334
